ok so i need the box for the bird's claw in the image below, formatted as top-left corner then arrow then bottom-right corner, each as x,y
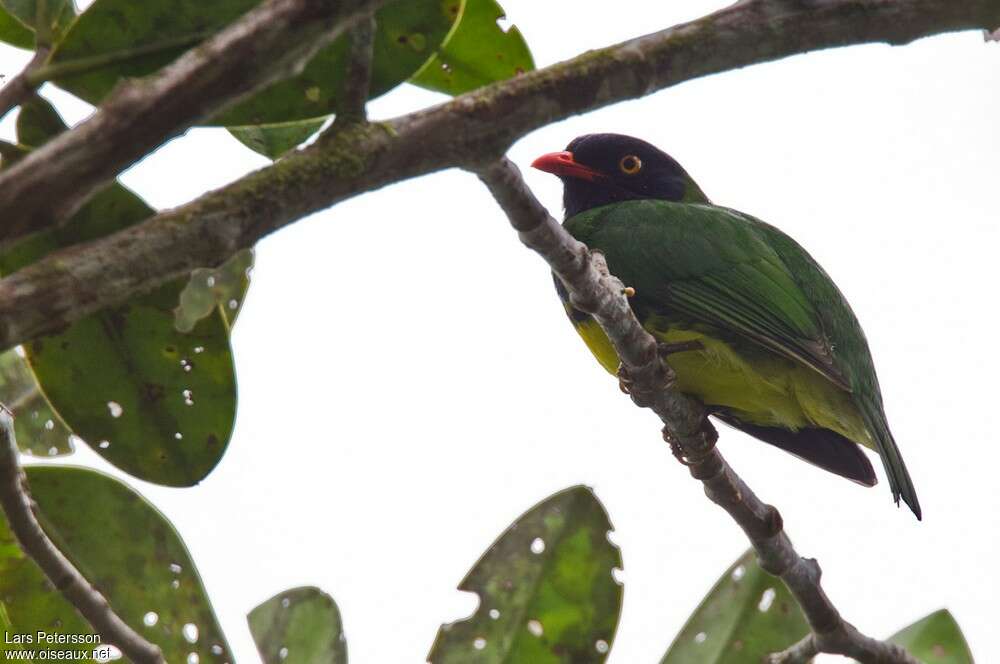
663,424 -> 718,467
617,363 -> 633,395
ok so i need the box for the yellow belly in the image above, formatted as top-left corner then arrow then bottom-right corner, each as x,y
573,318 -> 873,449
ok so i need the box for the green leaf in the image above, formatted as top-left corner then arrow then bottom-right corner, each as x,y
0,349 -> 74,457
0,0 -> 76,43
174,248 -> 254,332
0,466 -> 234,663
227,117 -> 327,160
660,549 -> 809,664
428,486 -> 622,664
249,586 -> 347,664
49,0 -> 458,126
0,4 -> 33,48
0,96 -> 237,487
411,0 -> 533,95
883,610 -> 974,664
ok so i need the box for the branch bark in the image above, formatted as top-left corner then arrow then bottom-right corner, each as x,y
0,0 -> 387,243
0,46 -> 50,123
332,14 -> 377,127
1,0 -> 997,352
475,158 -> 919,664
0,407 -> 166,664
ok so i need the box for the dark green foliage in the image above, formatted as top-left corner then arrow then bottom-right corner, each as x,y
249,587 -> 347,664
0,3 -> 33,48
0,467 -> 232,663
429,486 -> 622,663
883,610 -> 974,664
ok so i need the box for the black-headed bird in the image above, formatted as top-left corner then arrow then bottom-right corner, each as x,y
533,133 -> 921,519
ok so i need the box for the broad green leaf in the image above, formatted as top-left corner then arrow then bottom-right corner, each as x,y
0,348 -> 73,456
0,96 -> 237,486
0,4 -> 33,48
660,550 -> 809,664
0,0 -> 75,43
411,0 -> 533,95
49,0 -> 458,126
428,486 -> 622,664
0,465 -> 233,663
175,248 -> 254,332
227,117 -> 327,160
249,587 -> 347,664
14,90 -> 65,148
882,610 -> 974,664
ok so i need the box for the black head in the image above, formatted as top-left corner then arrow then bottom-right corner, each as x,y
532,133 -> 708,217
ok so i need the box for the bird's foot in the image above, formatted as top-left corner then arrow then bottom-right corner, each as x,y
616,363 -> 633,395
657,340 -> 703,357
663,424 -> 718,467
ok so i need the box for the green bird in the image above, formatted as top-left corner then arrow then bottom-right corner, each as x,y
532,133 -> 921,519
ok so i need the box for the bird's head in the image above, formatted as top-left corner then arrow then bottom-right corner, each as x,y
531,133 -> 709,217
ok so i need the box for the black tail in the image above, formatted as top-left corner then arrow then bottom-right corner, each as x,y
713,412 -> 878,488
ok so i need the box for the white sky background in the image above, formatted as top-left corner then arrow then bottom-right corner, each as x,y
2,1 -> 999,662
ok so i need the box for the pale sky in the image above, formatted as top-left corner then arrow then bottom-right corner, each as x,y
2,1 -> 998,662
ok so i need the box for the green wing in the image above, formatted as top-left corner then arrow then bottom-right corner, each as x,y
565,200 -> 920,518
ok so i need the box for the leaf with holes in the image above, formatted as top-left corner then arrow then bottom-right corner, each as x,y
880,610 -> 973,664
0,466 -> 233,663
248,586 -> 347,664
227,117 -> 327,160
48,0 -> 458,126
0,0 -> 75,42
0,4 -> 33,48
0,348 -> 74,457
0,96 -> 236,487
660,549 -> 809,663
175,248 -> 254,332
428,485 -> 622,663
411,0 -> 533,95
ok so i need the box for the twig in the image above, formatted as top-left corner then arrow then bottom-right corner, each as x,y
331,14 -> 376,128
474,158 -> 920,664
0,46 -> 50,122
0,407 -> 166,664
1,0 -> 999,348
0,0 -> 388,242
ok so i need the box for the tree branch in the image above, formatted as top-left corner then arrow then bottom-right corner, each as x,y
0,407 -> 166,664
332,14 -> 377,127
0,0 -> 388,243
0,46 -> 50,123
474,158 -> 919,664
2,0 -> 999,352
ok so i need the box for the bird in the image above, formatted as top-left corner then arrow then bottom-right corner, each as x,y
532,133 -> 921,519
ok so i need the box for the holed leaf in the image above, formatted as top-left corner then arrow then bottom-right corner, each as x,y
411,0 -> 533,95
49,0 -> 458,126
0,348 -> 73,457
0,465 -> 233,662
0,4 -> 33,48
428,486 -> 622,663
660,549 -> 809,663
0,96 -> 237,487
881,609 -> 974,664
249,586 -> 347,664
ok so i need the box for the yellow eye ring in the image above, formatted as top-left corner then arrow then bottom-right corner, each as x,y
619,155 -> 642,175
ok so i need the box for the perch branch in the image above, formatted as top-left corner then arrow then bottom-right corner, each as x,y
474,158 -> 919,664
1,0 -> 999,350
0,0 -> 388,242
332,14 -> 377,127
0,407 -> 166,664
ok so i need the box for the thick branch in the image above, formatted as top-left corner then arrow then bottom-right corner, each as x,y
0,0 -> 387,242
475,158 -> 919,664
2,0 -> 999,350
0,407 -> 165,664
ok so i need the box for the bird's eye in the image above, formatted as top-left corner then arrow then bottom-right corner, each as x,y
619,155 -> 642,175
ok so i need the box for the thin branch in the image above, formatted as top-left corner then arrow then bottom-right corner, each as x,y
0,0 -> 388,243
474,158 -> 920,664
766,634 -> 820,664
1,0 -> 999,350
0,46 -> 50,122
0,406 -> 166,664
331,14 -> 377,128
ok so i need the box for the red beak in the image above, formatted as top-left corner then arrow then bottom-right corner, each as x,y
531,151 -> 601,181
